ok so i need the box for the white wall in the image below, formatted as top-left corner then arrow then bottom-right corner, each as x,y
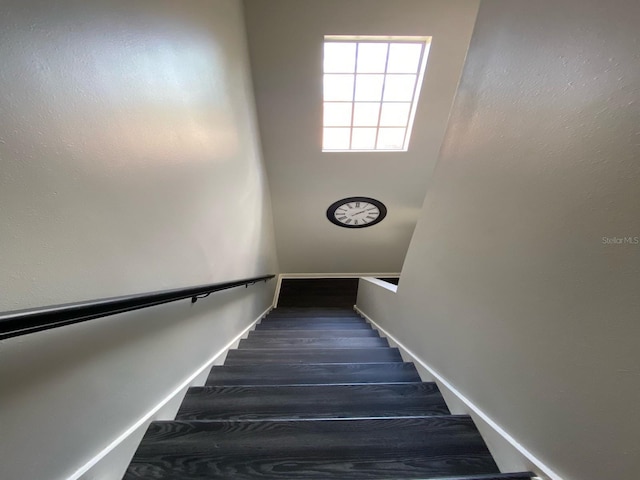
357,1 -> 640,479
244,0 -> 479,274
0,1 -> 278,478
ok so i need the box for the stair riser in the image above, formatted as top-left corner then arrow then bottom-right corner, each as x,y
225,348 -> 403,365
265,317 -> 363,322
255,323 -> 372,330
260,318 -> 367,325
267,310 -> 359,318
238,338 -> 389,349
248,329 -> 380,338
205,363 -> 422,386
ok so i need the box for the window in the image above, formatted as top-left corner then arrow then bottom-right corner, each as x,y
322,36 -> 431,152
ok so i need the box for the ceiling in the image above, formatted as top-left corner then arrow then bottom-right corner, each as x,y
243,0 -> 479,274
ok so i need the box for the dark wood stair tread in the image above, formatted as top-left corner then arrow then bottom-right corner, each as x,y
177,383 -> 449,420
124,416 -> 500,479
268,308 -> 359,317
238,337 -> 389,349
225,348 -> 403,364
262,315 -> 367,323
248,328 -> 380,338
206,362 -> 422,386
259,317 -> 367,325
422,476 -> 534,480
255,321 -> 373,330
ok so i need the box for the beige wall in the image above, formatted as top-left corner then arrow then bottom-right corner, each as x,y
0,1 -> 278,478
0,0 -> 278,310
357,1 -> 640,479
244,0 -> 479,273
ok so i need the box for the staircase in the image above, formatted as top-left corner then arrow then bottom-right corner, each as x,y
124,307 -> 534,479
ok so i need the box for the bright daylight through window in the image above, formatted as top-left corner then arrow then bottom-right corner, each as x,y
323,36 -> 431,152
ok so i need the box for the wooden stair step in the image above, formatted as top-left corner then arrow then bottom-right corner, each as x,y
422,475 -> 533,480
260,317 -> 367,325
225,347 -> 403,365
267,308 -> 359,317
265,315 -> 363,321
238,336 -> 389,349
176,383 -> 449,420
248,328 -> 380,338
206,362 -> 422,386
124,416 -> 500,479
255,321 -> 373,330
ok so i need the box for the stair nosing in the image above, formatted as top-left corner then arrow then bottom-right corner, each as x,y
150,414 -> 471,424
189,381 -> 432,390
203,381 -> 424,387
211,361 -> 415,367
228,347 -> 398,351
211,361 -> 415,365
249,329 -> 377,332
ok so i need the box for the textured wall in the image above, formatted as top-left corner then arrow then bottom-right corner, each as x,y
0,0 -> 278,310
0,1 -> 278,478
357,1 -> 640,479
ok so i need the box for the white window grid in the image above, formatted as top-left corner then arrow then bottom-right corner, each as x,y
322,36 -> 431,152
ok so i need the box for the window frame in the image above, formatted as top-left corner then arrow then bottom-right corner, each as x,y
322,35 -> 432,153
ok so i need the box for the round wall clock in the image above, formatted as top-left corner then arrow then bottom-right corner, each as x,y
326,197 -> 387,228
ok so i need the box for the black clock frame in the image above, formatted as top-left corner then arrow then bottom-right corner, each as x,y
326,196 -> 387,229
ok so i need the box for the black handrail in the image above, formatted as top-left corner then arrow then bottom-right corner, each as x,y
0,274 -> 275,340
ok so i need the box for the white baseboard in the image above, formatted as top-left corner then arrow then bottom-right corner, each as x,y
354,305 -> 562,480
68,304 -> 273,480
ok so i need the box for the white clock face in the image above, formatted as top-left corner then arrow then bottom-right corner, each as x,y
333,200 -> 380,227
